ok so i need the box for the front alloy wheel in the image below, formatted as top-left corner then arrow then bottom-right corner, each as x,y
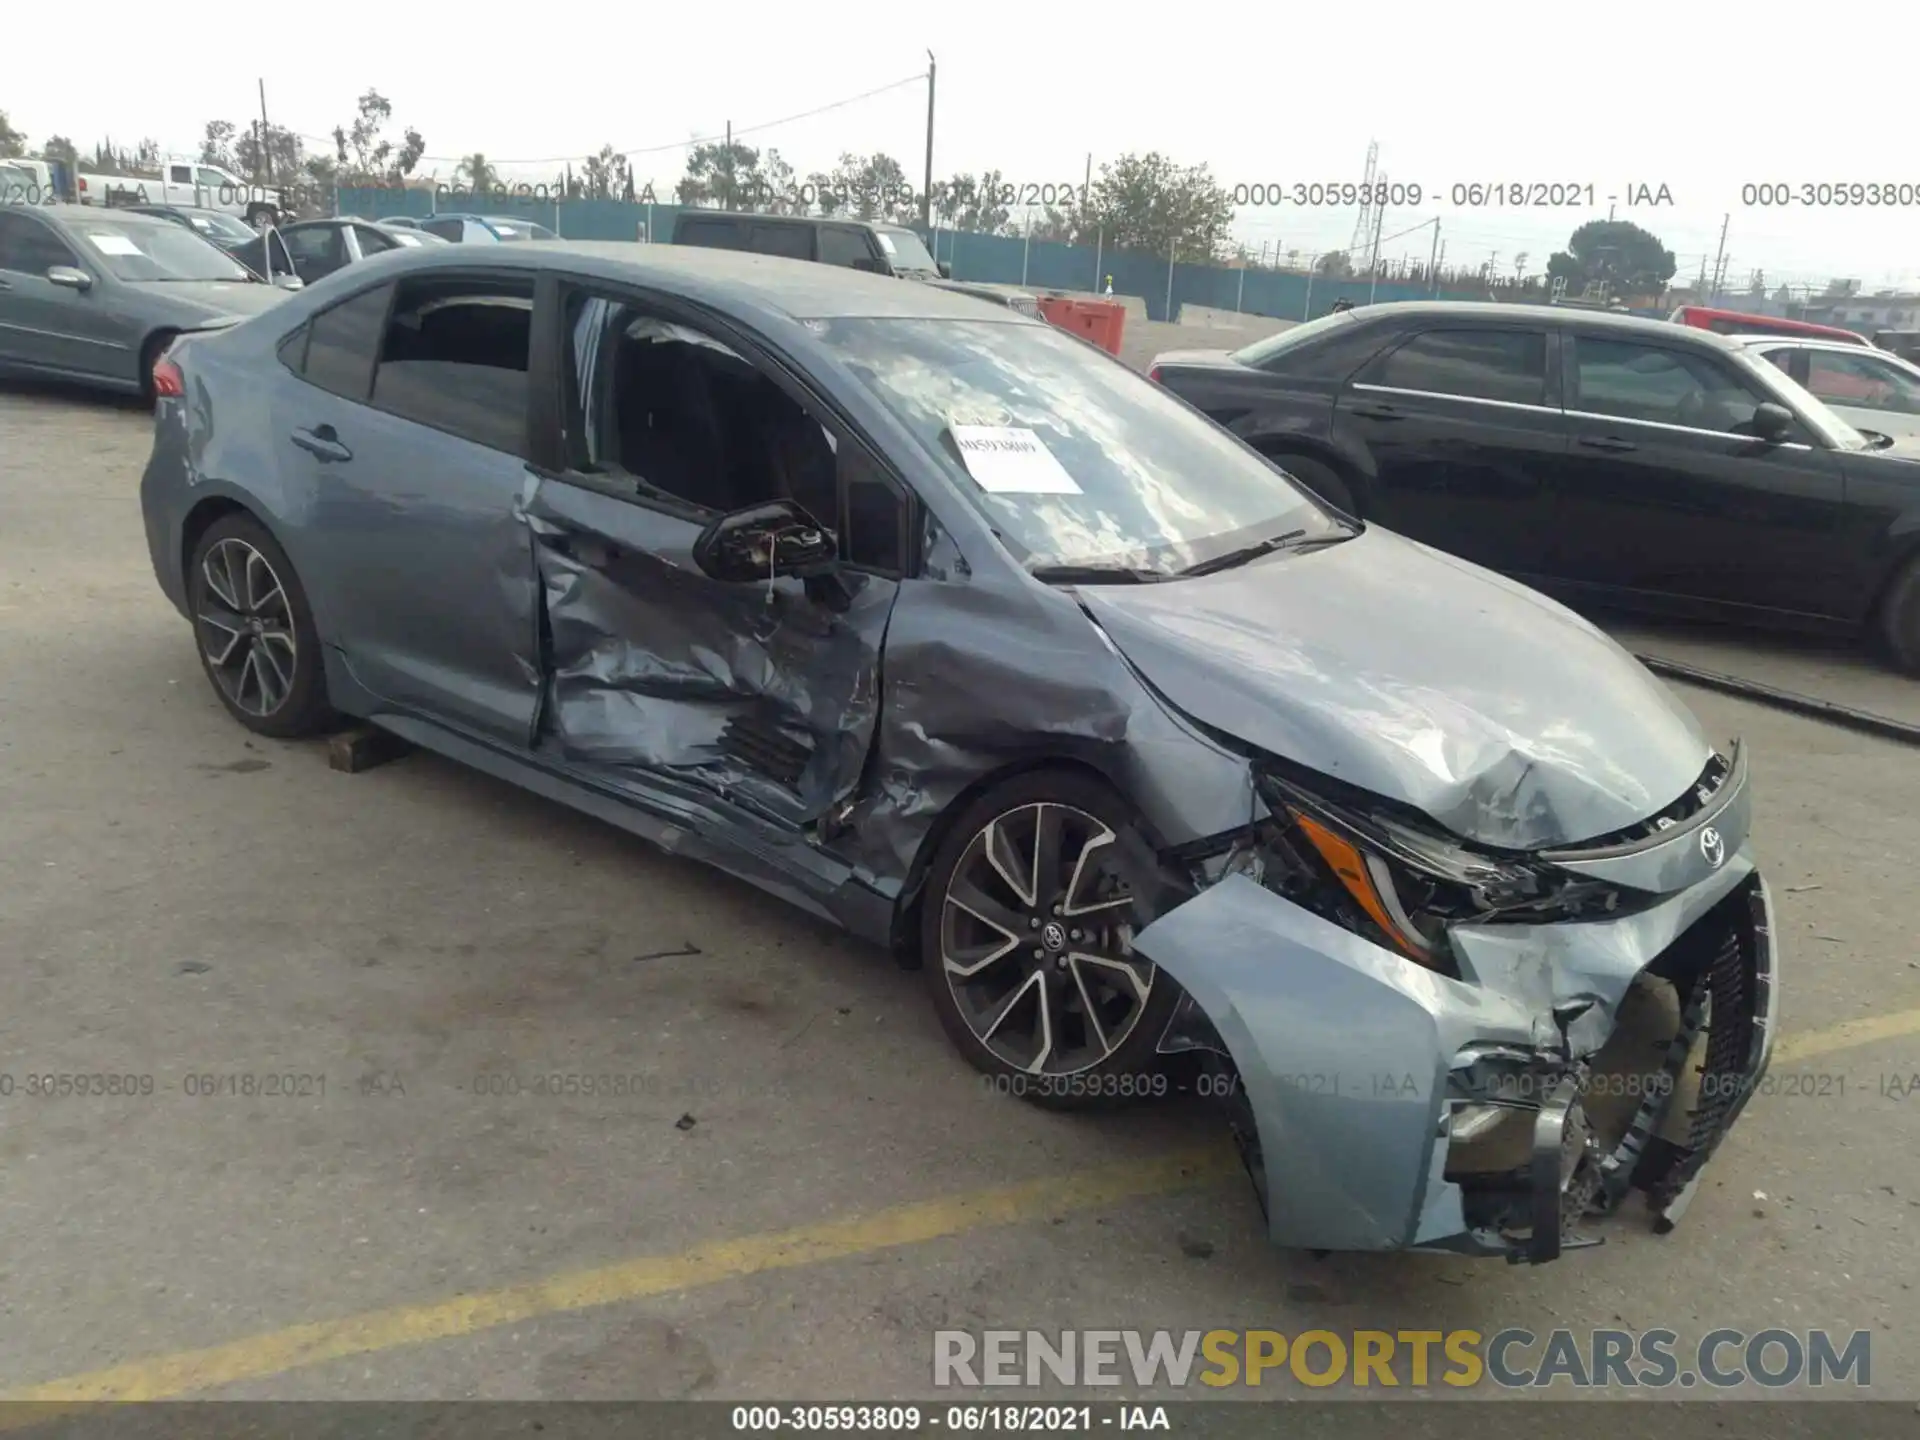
929,786 -> 1173,1097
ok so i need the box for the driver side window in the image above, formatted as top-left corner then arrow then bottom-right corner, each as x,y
1572,338 -> 1769,434
0,212 -> 78,274
560,290 -> 908,573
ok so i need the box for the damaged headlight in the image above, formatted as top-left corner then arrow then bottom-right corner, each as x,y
1201,771 -> 1636,974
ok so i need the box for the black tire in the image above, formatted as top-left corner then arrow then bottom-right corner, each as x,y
920,769 -> 1181,1111
1876,552 -> 1920,676
186,512 -> 336,738
1261,449 -> 1357,517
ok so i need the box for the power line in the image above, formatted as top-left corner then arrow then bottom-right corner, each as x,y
281,71 -> 928,167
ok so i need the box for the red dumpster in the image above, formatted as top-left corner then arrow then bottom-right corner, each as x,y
1036,296 -> 1126,357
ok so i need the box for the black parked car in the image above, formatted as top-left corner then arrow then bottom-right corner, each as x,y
228,218 -> 447,288
1149,302 -> 1920,672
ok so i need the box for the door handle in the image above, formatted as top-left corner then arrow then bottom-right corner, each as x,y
0,277 -> 12,291
290,425 -> 352,463
1347,402 -> 1404,421
1578,435 -> 1637,453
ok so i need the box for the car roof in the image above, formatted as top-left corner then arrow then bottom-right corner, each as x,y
363,239 -> 1031,323
1344,299 -> 1742,348
29,204 -> 185,231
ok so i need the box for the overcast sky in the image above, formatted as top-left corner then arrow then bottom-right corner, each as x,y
8,0 -> 1917,292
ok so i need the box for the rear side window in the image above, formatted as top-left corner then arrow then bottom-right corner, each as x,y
676,219 -> 746,250
748,223 -> 813,260
818,228 -> 872,268
421,218 -> 465,242
1361,328 -> 1547,405
295,283 -> 393,401
370,275 -> 534,455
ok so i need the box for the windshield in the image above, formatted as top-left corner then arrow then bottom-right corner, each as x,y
875,228 -> 938,275
1230,308 -> 1359,366
72,220 -> 255,283
816,317 -> 1334,575
1731,348 -> 1874,450
181,210 -> 257,241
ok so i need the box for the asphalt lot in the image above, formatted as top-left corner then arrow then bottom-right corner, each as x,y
2,338 -> 1918,1406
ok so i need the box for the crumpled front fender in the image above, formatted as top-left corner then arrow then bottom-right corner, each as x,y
1131,854 -> 1768,1257
1130,874 -> 1543,1253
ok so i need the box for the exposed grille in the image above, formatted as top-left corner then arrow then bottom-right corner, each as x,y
1684,901 -> 1758,1152
1640,875 -> 1765,1208
1574,751 -> 1732,850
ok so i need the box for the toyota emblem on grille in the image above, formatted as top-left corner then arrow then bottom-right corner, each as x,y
1699,826 -> 1726,869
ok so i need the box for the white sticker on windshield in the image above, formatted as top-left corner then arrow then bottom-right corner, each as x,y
951,426 -> 1082,495
85,233 -> 143,256
875,232 -> 898,253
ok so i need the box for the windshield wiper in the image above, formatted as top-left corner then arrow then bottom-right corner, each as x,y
1177,527 -> 1354,578
1028,562 -> 1169,585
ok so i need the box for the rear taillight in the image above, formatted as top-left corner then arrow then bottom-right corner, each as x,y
151,355 -> 185,398
1147,366 -> 1162,384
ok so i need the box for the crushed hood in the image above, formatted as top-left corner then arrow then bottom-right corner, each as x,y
1078,528 -> 1711,850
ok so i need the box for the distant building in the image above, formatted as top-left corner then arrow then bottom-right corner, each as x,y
1800,292 -> 1920,329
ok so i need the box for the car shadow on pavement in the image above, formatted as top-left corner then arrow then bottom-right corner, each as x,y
0,377 -> 153,414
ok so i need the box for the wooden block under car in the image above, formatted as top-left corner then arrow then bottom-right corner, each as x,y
327,725 -> 415,774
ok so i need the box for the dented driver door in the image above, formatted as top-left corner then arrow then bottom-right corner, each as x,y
521,286 -> 906,831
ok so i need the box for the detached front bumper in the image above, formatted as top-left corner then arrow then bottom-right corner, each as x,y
1133,856 -> 1778,1263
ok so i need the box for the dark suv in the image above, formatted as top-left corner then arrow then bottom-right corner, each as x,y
670,210 -> 1041,317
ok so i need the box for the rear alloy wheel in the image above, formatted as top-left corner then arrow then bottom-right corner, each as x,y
922,773 -> 1179,1109
1877,553 -> 1920,676
188,514 -> 335,738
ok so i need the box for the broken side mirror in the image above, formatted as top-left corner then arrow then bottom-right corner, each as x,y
692,499 -> 838,585
1752,401 -> 1795,442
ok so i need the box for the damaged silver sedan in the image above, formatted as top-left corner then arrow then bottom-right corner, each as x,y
139,241 -> 1778,1264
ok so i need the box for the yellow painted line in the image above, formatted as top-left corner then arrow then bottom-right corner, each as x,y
4,1006 -> 1917,1410
1773,1005 -> 1920,1065
0,1145 -> 1237,1406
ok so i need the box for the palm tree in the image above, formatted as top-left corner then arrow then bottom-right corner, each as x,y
454,152 -> 497,193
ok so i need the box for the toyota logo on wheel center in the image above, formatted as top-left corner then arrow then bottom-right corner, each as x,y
1041,921 -> 1067,951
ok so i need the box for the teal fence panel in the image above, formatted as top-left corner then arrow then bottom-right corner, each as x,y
338,188 -> 1517,324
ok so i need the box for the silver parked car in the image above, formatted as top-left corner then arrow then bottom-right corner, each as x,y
0,204 -> 294,397
139,242 -> 1778,1265
1736,334 -> 1920,440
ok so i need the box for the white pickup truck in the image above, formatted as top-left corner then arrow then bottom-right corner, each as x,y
78,158 -> 286,229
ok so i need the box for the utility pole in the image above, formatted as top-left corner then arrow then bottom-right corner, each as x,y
1426,218 -> 1441,289
1709,213 -> 1730,304
1433,239 -> 1447,294
723,121 -> 733,209
1367,177 -> 1387,303
921,52 -> 936,231
1082,152 -> 1091,212
257,79 -> 275,185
